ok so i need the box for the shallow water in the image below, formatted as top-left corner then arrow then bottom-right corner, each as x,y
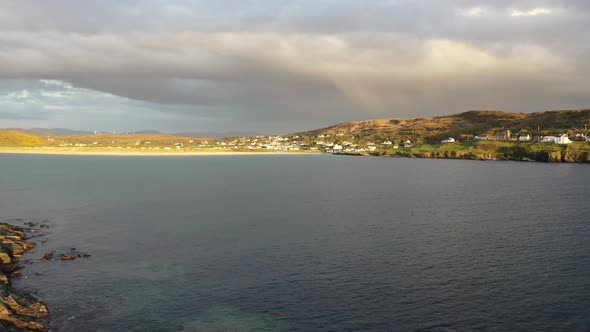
1,154 -> 589,331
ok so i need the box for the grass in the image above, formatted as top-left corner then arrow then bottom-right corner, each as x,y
382,140 -> 590,162
0,131 -> 49,147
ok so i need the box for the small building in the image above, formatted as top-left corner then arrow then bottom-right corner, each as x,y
333,144 -> 343,151
403,140 -> 413,148
495,130 -> 511,141
518,134 -> 531,141
382,140 -> 393,145
441,137 -> 455,144
474,135 -> 491,141
555,134 -> 571,144
541,134 -> 571,144
367,146 -> 377,151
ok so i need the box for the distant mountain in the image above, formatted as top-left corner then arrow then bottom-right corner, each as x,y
2,127 -> 263,138
297,109 -> 590,144
173,131 -> 261,138
3,128 -> 50,136
132,130 -> 161,134
30,128 -> 93,136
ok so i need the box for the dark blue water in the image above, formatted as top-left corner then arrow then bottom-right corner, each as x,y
1,154 -> 589,331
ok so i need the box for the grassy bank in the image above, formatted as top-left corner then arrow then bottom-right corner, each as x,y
370,141 -> 590,163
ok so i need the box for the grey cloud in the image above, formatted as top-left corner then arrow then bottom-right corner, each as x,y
0,0 -> 589,132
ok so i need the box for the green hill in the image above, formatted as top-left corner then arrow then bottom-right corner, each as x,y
0,131 -> 49,147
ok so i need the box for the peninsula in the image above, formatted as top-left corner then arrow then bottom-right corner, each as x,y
2,109 -> 590,163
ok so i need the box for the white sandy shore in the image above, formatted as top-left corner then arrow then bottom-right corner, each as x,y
0,148 -> 320,156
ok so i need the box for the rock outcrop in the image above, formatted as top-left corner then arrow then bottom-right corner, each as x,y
0,223 -> 48,331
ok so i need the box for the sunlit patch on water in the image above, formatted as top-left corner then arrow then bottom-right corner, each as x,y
182,305 -> 284,332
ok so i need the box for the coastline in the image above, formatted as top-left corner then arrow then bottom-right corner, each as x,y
333,141 -> 590,163
333,152 -> 590,163
1,144 -> 588,163
0,223 -> 48,331
0,147 -> 319,156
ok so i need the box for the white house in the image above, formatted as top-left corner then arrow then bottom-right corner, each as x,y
541,134 -> 571,144
474,135 -> 491,140
382,140 -> 393,145
555,134 -> 571,144
441,137 -> 455,144
403,140 -> 413,148
333,144 -> 343,151
518,134 -> 531,141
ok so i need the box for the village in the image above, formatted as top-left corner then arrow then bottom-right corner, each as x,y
50,128 -> 590,154
308,130 -> 590,155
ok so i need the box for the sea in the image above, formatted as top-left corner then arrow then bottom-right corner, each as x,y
1,154 -> 589,331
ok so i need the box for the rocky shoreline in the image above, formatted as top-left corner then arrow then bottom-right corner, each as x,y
334,151 -> 590,163
0,223 -> 48,331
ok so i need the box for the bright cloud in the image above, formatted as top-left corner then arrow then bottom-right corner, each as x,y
462,7 -> 485,17
510,8 -> 552,17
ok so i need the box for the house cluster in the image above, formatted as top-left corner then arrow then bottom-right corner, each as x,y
329,141 -> 377,154
211,136 -> 302,151
474,130 -> 588,145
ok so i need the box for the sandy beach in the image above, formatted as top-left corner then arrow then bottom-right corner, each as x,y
0,147 -> 319,156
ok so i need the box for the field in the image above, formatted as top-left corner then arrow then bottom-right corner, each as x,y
376,141 -> 590,163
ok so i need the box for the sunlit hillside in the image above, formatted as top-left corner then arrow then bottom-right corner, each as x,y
299,110 -> 590,144
0,130 -> 49,147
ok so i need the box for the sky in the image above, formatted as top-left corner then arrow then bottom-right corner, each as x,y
1,0 -> 589,133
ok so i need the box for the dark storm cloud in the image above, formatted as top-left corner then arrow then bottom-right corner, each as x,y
0,0 -> 589,132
